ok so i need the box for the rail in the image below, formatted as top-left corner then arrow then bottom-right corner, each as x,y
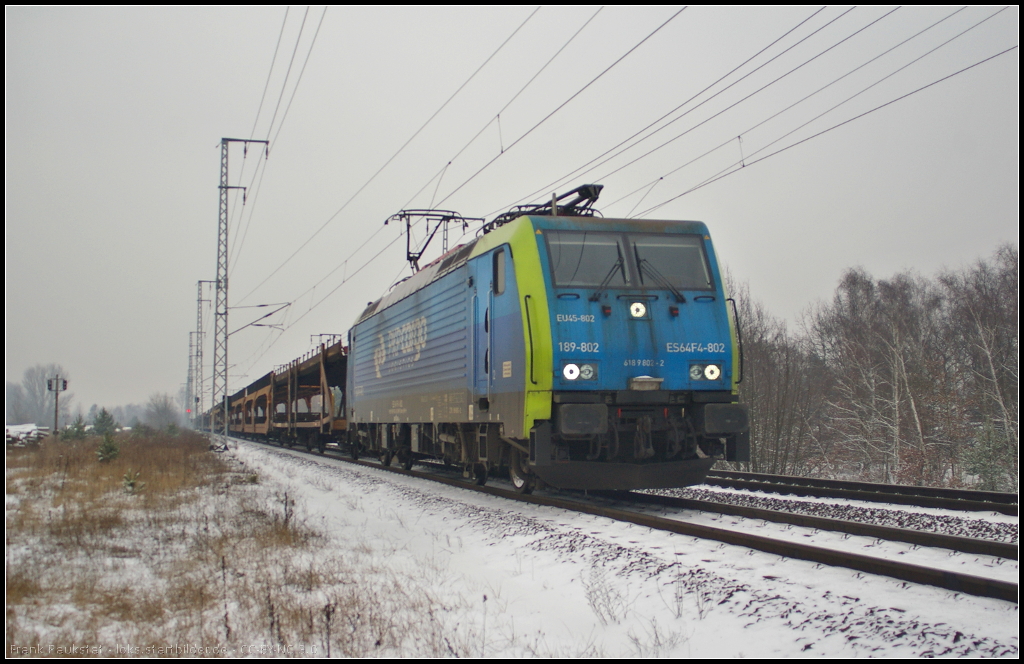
704,470 -> 1018,516
228,435 -> 1018,603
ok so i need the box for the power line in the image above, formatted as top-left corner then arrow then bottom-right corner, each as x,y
238,230 -> 408,373
489,6 -> 830,217
271,6 -> 329,147
246,6 -> 688,370
225,1 -> 308,266
237,6 -> 541,306
265,6 -> 310,144
399,6 -> 605,211
433,6 -> 690,209
589,6 -> 894,185
226,7 -> 292,262
634,43 -> 1019,218
250,7 -> 290,140
260,6 -> 618,330
505,5 -> 882,217
231,7 -> 329,282
605,5 -> 971,213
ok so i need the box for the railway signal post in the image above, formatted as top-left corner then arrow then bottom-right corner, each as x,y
47,375 -> 67,435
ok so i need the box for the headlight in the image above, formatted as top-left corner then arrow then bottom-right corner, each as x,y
629,302 -> 647,318
579,364 -> 596,380
689,363 -> 722,381
563,363 -> 580,380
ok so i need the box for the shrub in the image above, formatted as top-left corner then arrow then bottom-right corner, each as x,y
62,415 -> 87,441
97,433 -> 120,463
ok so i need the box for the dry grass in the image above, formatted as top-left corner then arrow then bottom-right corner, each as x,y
5,431 -> 482,658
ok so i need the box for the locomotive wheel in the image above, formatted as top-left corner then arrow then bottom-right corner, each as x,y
509,449 -> 534,494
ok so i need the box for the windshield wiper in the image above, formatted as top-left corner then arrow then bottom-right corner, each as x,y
638,258 -> 686,303
589,256 -> 625,302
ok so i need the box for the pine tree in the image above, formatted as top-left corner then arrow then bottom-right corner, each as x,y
97,433 -> 119,462
93,408 -> 119,437
62,415 -> 87,440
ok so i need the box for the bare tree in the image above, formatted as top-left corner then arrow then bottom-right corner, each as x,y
939,245 -> 1018,490
5,364 -> 74,428
144,393 -> 180,430
727,278 -> 822,475
802,247 -> 1017,489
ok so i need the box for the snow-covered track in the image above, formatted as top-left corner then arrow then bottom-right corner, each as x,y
357,456 -> 1019,603
235,437 -> 1018,603
705,470 -> 1018,516
601,490 -> 1017,560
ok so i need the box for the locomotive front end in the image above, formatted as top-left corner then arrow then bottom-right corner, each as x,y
525,216 -> 749,490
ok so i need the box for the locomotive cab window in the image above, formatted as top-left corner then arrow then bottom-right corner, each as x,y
493,248 -> 506,295
546,231 -> 628,288
630,234 -> 713,290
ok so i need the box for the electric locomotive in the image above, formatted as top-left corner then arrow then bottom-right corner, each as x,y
346,185 -> 748,492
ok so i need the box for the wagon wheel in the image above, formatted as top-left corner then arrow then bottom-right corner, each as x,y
509,448 -> 534,494
398,448 -> 414,471
471,462 -> 488,486
305,435 -> 314,452
380,449 -> 394,467
349,441 -> 360,461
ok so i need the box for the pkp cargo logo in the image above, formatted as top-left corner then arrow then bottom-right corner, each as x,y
374,317 -> 428,378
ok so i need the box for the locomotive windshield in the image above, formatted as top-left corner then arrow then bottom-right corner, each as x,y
546,231 -> 629,288
631,234 -> 712,290
545,230 -> 712,290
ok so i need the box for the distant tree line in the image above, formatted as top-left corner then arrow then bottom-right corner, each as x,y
6,368 -> 182,434
731,244 -> 1017,491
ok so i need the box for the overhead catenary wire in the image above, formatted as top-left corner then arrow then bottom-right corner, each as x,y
605,5 -> 972,212
399,6 -> 605,212
502,5 -> 890,218
262,5 -> 598,316
628,7 -> 1011,215
228,7 -> 303,272
237,6 -> 542,307
633,44 -> 1019,218
250,7 -> 290,141
229,7 -> 304,265
264,6 -> 310,146
231,7 -> 1016,381
585,6 -> 898,189
270,6 -> 328,147
262,7 -> 617,341
432,6 -> 689,210
231,7 -> 329,279
237,230 -> 408,374
489,6 -> 830,217
235,6 -> 777,376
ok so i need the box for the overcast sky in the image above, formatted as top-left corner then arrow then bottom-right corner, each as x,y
5,6 -> 1018,411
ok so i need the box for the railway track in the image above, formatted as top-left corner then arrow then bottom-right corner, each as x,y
231,437 -> 1018,603
705,470 -> 1019,516
605,491 -> 1017,560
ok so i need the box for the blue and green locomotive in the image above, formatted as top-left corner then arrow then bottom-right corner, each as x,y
346,186 -> 748,492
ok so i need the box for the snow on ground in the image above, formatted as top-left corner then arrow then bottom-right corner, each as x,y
231,441 -> 1019,657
